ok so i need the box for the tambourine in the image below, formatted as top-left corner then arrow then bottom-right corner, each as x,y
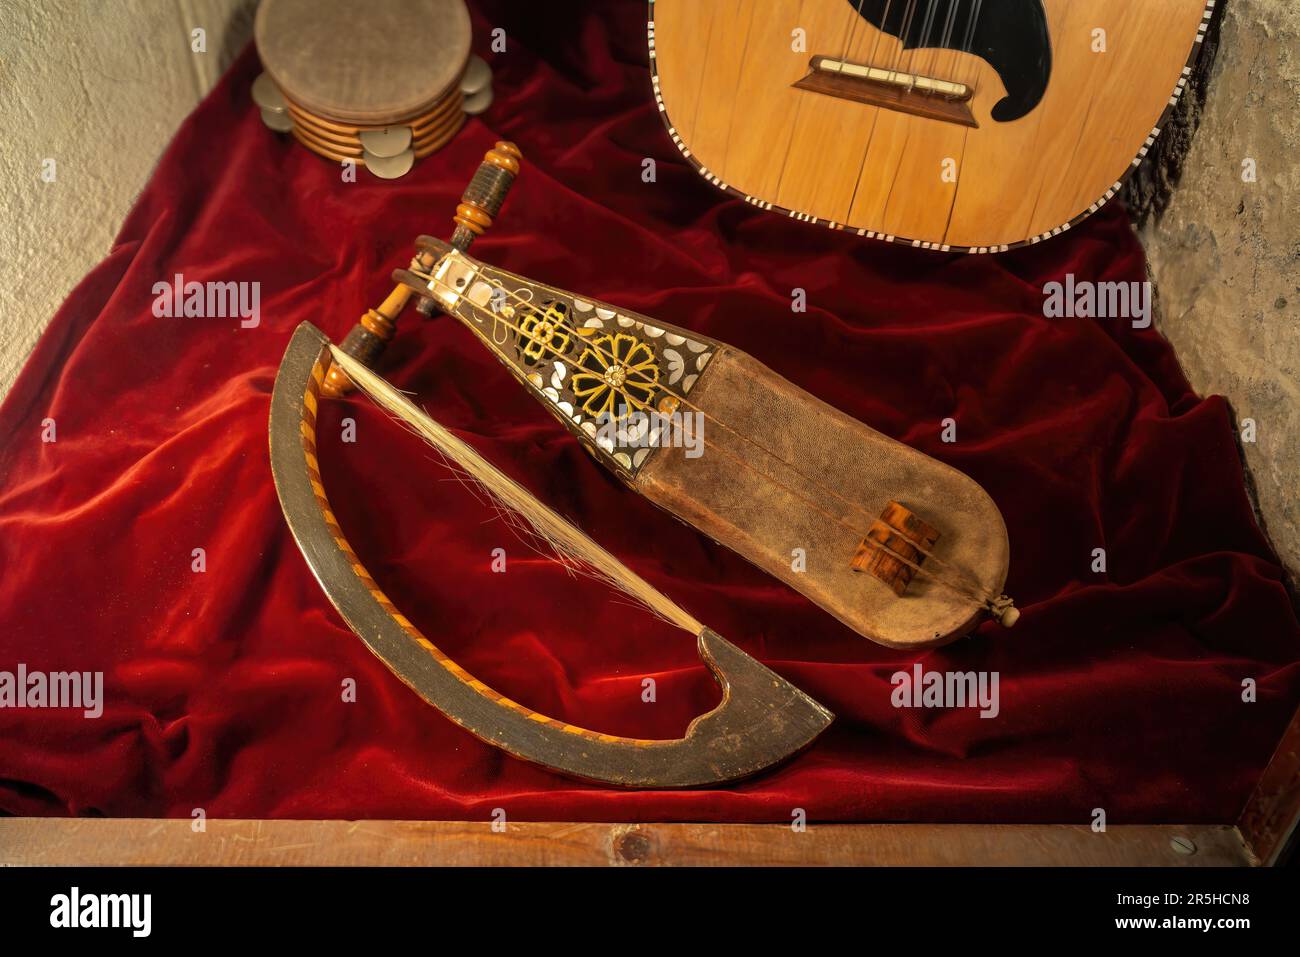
251,0 -> 492,179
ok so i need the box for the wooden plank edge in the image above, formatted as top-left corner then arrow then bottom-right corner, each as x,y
1238,703 -> 1300,866
0,819 -> 1253,867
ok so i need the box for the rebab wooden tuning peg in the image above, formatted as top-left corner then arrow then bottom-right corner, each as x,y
320,141 -> 521,398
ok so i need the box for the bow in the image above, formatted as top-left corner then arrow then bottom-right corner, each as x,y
269,322 -> 833,787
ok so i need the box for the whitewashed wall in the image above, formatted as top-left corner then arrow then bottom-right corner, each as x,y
0,0 -> 256,396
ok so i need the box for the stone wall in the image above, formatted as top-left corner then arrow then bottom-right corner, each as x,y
1141,0 -> 1300,580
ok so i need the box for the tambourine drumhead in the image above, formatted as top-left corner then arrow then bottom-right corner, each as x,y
255,0 -> 471,126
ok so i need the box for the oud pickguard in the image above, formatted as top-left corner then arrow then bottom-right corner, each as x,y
843,0 -> 1051,122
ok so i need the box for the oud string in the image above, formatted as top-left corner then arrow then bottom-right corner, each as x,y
830,1 -> 986,96
914,0 -> 941,89
904,0 -> 926,83
839,0 -> 869,75
894,0 -> 915,83
922,0 -> 944,91
401,265 -> 1004,609
951,0 -> 966,89
866,0 -> 897,74
935,0 -> 962,92
908,0 -> 926,87
962,0 -> 985,91
888,0 -> 918,84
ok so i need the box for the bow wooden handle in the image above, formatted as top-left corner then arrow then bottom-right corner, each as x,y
321,141 -> 522,398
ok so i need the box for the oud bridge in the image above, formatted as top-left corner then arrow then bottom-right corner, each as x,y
794,55 -> 978,128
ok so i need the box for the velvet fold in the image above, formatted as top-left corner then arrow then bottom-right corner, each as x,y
0,0 -> 1296,823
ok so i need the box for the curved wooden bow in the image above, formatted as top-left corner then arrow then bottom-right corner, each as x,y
268,322 -> 833,787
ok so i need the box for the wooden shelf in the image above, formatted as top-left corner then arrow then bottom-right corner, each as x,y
0,819 -> 1253,867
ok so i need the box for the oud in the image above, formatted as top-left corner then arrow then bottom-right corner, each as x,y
318,142 -> 1017,648
649,0 -> 1214,252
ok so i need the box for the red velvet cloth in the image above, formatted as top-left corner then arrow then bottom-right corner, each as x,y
2,0 -> 1297,824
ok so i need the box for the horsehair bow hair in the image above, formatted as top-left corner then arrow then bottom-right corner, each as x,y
328,345 -> 706,637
